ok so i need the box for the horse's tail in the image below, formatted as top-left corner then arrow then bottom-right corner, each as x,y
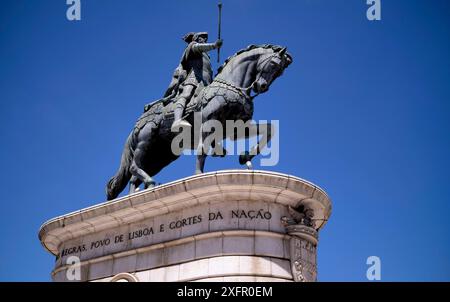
106,132 -> 136,200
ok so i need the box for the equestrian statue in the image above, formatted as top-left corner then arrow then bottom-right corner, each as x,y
106,32 -> 292,200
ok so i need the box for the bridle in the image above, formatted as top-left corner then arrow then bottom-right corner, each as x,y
214,52 -> 285,101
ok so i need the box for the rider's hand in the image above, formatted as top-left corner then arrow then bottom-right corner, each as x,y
215,39 -> 223,48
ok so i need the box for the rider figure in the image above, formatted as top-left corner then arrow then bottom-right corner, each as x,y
162,65 -> 186,102
171,32 -> 223,131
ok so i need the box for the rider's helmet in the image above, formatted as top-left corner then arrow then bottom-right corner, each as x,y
182,32 -> 195,43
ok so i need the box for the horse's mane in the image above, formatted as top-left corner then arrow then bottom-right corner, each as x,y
217,44 -> 286,75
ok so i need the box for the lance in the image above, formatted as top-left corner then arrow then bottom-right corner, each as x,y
217,1 -> 222,63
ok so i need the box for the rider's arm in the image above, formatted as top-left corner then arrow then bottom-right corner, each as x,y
192,40 -> 223,54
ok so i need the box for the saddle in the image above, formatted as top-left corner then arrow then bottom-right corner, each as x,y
135,85 -> 206,132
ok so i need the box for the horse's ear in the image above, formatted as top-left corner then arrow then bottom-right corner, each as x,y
278,47 -> 287,56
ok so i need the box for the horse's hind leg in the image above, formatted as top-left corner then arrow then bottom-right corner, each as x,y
131,141 -> 156,188
129,176 -> 142,194
131,143 -> 156,189
130,124 -> 156,189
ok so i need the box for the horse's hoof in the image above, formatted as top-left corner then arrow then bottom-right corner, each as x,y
144,181 -> 156,189
220,149 -> 227,158
245,161 -> 253,170
239,151 -> 251,165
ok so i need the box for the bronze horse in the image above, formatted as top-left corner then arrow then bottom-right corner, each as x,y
106,45 -> 292,200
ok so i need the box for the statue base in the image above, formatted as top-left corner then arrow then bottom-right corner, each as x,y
39,170 -> 331,282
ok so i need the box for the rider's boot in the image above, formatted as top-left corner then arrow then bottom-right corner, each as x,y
171,99 -> 192,132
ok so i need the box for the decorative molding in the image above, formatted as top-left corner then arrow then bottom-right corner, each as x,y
39,170 -> 331,256
287,225 -> 318,282
110,273 -> 139,282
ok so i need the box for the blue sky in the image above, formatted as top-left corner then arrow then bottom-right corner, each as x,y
0,0 -> 449,281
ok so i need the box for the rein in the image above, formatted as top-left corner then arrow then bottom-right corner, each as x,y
213,52 -> 283,101
213,78 -> 260,100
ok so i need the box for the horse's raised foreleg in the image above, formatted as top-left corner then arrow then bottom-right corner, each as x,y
231,122 -> 274,169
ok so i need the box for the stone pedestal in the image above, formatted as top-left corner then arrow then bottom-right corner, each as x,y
39,170 -> 331,282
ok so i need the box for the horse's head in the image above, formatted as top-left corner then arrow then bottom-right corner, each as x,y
253,47 -> 293,94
